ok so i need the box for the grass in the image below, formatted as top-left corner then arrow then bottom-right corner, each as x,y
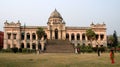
0,53 -> 120,67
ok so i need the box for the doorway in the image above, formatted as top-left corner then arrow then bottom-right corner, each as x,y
55,29 -> 58,39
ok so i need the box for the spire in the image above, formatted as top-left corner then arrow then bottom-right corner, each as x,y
6,20 -> 8,23
91,22 -> 94,25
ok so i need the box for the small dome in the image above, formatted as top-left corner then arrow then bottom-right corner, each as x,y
49,9 -> 63,19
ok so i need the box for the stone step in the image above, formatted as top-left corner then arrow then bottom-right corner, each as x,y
45,40 -> 74,53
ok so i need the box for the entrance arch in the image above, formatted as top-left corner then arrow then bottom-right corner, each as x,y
55,29 -> 58,39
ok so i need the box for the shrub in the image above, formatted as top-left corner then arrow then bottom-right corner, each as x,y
1,48 -> 13,53
22,48 -> 28,53
22,48 -> 36,53
12,47 -> 18,53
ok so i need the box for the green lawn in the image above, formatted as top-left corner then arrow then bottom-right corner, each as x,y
0,53 -> 120,67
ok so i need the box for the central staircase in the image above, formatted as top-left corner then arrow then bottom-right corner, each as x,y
45,40 -> 74,53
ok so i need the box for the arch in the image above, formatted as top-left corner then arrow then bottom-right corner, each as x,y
54,29 -> 58,39
21,43 -> 24,48
82,33 -> 85,40
38,43 -> 41,50
7,44 -> 10,48
27,43 -> 30,48
32,33 -> 36,40
21,32 -> 24,40
96,34 -> 99,40
77,33 -> 80,40
100,34 -> 104,40
44,33 -> 47,40
66,33 -> 69,40
27,33 -> 30,40
71,33 -> 75,40
32,43 -> 36,49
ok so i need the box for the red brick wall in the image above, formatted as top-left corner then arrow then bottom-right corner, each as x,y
0,31 -> 4,49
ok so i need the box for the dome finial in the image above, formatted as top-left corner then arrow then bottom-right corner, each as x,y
49,9 -> 63,19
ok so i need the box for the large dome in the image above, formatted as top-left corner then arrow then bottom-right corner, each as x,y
49,9 -> 63,19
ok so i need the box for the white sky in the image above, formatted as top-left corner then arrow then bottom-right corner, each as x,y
0,0 -> 120,36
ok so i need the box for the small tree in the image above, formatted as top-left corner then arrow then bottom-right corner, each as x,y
113,30 -> 118,47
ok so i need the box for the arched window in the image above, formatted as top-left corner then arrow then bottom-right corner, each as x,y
38,43 -> 41,50
71,33 -> 75,40
7,33 -> 11,39
7,44 -> 10,48
82,34 -> 85,40
21,43 -> 24,48
77,33 -> 80,40
100,34 -> 104,40
55,29 -> 58,39
27,43 -> 30,48
44,33 -> 47,40
66,33 -> 69,40
32,33 -> 36,40
96,34 -> 99,40
13,33 -> 17,39
32,43 -> 36,49
27,33 -> 30,40
21,32 -> 24,40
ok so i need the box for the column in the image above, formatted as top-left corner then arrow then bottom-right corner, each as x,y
24,42 -> 27,48
98,34 -> 100,41
75,43 -> 78,54
40,38 -> 44,51
69,33 -> 71,41
3,31 -> 7,49
30,42 -> 32,49
85,35 -> 88,41
80,33 -> 82,41
17,30 -> 21,49
30,32 -> 32,41
11,33 -> 13,48
75,33 -> 77,41
52,30 -> 54,39
36,41 -> 38,50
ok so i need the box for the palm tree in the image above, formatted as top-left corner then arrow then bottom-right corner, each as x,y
86,29 -> 96,46
36,27 -> 45,40
36,27 -> 45,52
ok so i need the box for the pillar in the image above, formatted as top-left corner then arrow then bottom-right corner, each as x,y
30,42 -> 32,49
69,33 -> 71,41
3,31 -> 7,49
17,30 -> 21,49
11,33 -> 13,48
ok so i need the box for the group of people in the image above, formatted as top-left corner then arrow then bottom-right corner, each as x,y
76,47 -> 115,64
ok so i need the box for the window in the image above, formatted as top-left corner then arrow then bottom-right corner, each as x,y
77,33 -> 80,40
27,43 -> 30,48
100,34 -> 104,40
32,33 -> 36,40
66,33 -> 69,40
96,34 -> 99,40
71,33 -> 75,40
32,43 -> 36,49
82,34 -> 85,40
8,44 -> 10,48
21,43 -> 24,48
27,33 -> 30,40
21,32 -> 24,40
7,33 -> 11,39
13,33 -> 17,39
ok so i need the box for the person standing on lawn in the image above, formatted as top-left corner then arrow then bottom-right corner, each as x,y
110,49 -> 115,64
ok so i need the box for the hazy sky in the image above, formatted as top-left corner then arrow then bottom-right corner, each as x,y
0,0 -> 120,36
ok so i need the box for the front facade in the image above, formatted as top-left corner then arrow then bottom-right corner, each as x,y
3,9 -> 107,50
0,31 -> 4,49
